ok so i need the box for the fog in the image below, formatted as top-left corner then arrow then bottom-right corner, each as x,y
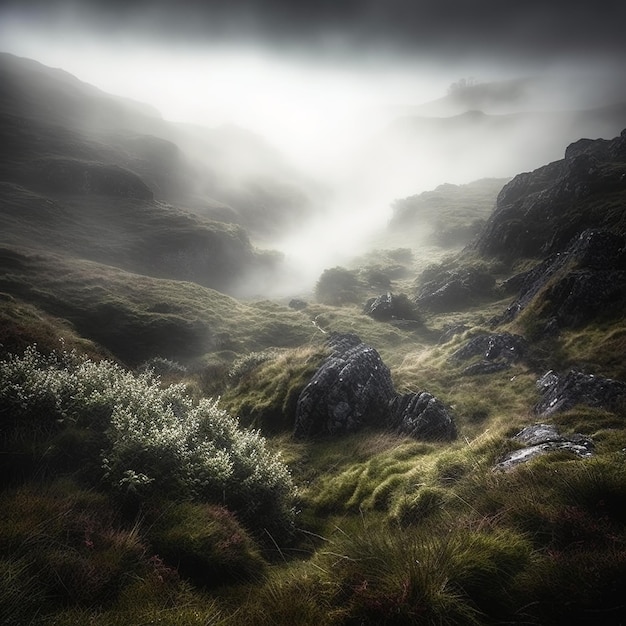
2,1 -> 626,296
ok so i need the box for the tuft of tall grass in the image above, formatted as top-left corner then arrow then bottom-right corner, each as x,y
218,562 -> 334,626
0,555 -> 46,625
0,480 -> 147,616
514,543 -> 626,625
221,344 -> 327,434
316,523 -> 531,625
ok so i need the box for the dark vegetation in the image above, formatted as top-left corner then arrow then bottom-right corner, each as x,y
2,53 -> 626,624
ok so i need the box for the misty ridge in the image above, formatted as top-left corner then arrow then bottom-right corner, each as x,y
2,51 -> 626,301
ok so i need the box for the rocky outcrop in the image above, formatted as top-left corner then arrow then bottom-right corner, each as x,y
293,333 -> 396,438
534,370 -> 626,417
451,332 -> 527,375
475,129 -> 626,261
390,392 -> 457,440
493,423 -> 594,471
363,292 -> 420,322
415,267 -> 495,312
494,229 -> 626,329
294,333 -> 456,441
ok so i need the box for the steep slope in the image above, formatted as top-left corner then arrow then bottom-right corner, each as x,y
0,52 -> 313,239
475,130 -> 626,260
411,129 -> 626,380
0,54 -> 312,294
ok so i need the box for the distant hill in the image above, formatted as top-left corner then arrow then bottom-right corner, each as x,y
398,77 -> 538,118
377,103 -> 626,184
400,75 -> 626,118
0,53 -> 325,362
0,244 -> 313,364
0,52 -> 313,238
388,178 -> 508,247
366,77 -> 626,195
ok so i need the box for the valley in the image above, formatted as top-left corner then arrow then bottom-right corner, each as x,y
1,52 -> 626,625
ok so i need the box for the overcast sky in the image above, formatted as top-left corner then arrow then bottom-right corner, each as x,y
2,1 -> 625,175
3,0 -> 626,60
3,1 -> 625,103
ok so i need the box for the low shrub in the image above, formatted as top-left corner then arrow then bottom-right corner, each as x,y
137,356 -> 188,377
0,345 -> 297,537
315,267 -> 362,305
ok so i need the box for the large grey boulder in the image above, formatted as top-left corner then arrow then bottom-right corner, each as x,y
363,292 -> 420,323
390,392 -> 457,440
293,333 -> 396,439
294,333 -> 457,441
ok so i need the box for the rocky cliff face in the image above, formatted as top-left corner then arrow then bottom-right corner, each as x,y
475,130 -> 626,260
494,229 -> 626,331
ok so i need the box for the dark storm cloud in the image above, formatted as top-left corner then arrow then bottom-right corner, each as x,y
4,0 -> 626,62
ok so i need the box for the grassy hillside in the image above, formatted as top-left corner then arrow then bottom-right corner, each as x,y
0,183 -> 275,293
2,56 -> 626,625
2,266 -> 626,624
388,178 -> 507,247
0,244 -> 320,365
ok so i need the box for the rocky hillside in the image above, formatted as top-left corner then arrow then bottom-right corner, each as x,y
411,129 -> 626,385
475,130 -> 626,259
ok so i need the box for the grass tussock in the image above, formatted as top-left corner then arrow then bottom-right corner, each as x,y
220,344 -> 328,434
314,522 -> 531,625
558,322 -> 626,380
0,480 -> 146,618
300,430 -> 510,524
144,500 -> 267,588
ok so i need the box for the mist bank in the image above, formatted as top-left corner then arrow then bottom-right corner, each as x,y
2,50 -> 626,299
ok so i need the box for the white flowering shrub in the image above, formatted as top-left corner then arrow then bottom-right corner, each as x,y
0,346 -> 296,535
